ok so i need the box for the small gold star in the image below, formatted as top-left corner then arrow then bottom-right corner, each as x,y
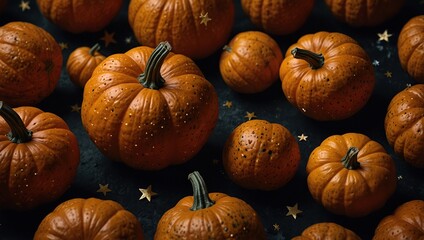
223,101 -> 232,108
101,31 -> 117,47
273,223 -> 280,231
97,184 -> 112,196
286,203 -> 302,219
19,1 -> 30,11
244,111 -> 257,120
59,42 -> 68,50
298,133 -> 308,141
139,185 -> 157,202
385,71 -> 393,78
377,30 -> 392,42
199,12 -> 212,26
70,104 -> 81,112
397,175 -> 403,180
406,83 -> 412,88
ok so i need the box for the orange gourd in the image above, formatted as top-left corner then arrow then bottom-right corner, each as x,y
34,198 -> 144,240
219,31 -> 283,94
306,133 -> 397,217
128,0 -> 235,59
154,171 -> 266,239
0,102 -> 79,210
279,31 -> 375,121
385,84 -> 424,168
398,15 -> 424,83
66,43 -> 106,88
0,21 -> 62,107
36,0 -> 123,33
292,222 -> 362,240
222,119 -> 300,190
81,42 -> 219,170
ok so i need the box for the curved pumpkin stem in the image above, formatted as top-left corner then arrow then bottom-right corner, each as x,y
188,171 -> 215,211
291,47 -> 324,69
0,101 -> 32,143
138,41 -> 172,90
89,43 -> 101,56
341,147 -> 360,170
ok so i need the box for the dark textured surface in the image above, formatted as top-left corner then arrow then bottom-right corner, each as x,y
0,0 -> 423,239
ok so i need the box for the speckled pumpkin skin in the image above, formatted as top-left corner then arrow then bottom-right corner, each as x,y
292,222 -> 361,240
222,119 -> 300,190
385,84 -> 424,168
219,31 -> 283,94
0,21 -> 62,107
398,15 -> 424,83
279,31 -> 375,121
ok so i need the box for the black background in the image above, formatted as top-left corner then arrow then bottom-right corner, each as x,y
0,0 -> 423,239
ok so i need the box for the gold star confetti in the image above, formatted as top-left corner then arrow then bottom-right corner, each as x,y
377,30 -> 392,42
385,71 -> 393,78
125,36 -> 132,44
223,101 -> 232,108
273,223 -> 280,231
97,184 -> 112,196
101,31 -> 117,47
286,203 -> 302,219
199,12 -> 212,26
244,111 -> 257,120
372,60 -> 380,66
70,104 -> 81,112
397,175 -> 403,180
406,83 -> 412,88
59,42 -> 68,50
139,185 -> 157,202
19,0 -> 30,11
298,133 -> 308,141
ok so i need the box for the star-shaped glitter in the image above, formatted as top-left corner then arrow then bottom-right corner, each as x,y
377,30 -> 392,42
397,175 -> 403,180
385,71 -> 393,78
244,111 -> 257,120
273,223 -> 280,232
97,184 -> 112,196
139,185 -> 157,202
101,31 -> 117,47
70,104 -> 81,112
372,60 -> 380,66
199,12 -> 212,26
59,42 -> 68,50
223,101 -> 232,108
286,203 -> 302,219
125,36 -> 132,44
406,83 -> 412,88
297,133 -> 308,141
19,1 -> 30,11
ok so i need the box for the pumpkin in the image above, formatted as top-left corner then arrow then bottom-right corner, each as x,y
398,15 -> 424,83
372,199 -> 424,240
292,222 -> 362,240
128,0 -> 235,59
0,21 -> 62,107
324,0 -> 405,27
81,42 -> 219,170
66,43 -> 106,88
219,31 -> 283,94
384,84 -> 424,168
222,119 -> 300,190
154,171 -> 266,239
241,0 -> 314,35
34,197 -> 144,240
306,133 -> 397,217
279,31 -> 375,121
0,102 -> 79,211
36,0 -> 123,33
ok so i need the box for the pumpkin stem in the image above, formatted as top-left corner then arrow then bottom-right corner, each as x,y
138,41 -> 172,90
188,171 -> 215,211
291,47 -> 324,69
0,101 -> 32,143
89,43 -> 101,56
341,147 -> 360,170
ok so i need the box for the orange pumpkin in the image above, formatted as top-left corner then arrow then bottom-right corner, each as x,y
0,102 -> 79,210
222,119 -> 300,190
81,42 -> 219,170
154,171 -> 266,239
34,198 -> 144,240
373,200 -> 424,240
128,0 -> 235,59
0,21 -> 62,107
385,84 -> 424,168
292,222 -> 362,240
306,133 -> 397,217
324,0 -> 405,27
398,15 -> 424,83
241,0 -> 314,35
219,31 -> 283,94
36,0 -> 123,33
66,43 -> 106,88
279,31 -> 375,121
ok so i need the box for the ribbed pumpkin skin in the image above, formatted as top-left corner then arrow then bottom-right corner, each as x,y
0,21 -> 62,107
128,0 -> 235,59
34,198 -> 144,240
324,0 -> 405,27
292,222 -> 362,240
36,0 -> 123,33
385,84 -> 424,168
398,15 -> 424,83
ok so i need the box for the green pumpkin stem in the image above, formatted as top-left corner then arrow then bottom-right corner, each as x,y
89,43 -> 101,56
188,171 -> 215,211
341,147 -> 360,170
291,47 -> 325,69
138,41 -> 172,90
0,101 -> 32,143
